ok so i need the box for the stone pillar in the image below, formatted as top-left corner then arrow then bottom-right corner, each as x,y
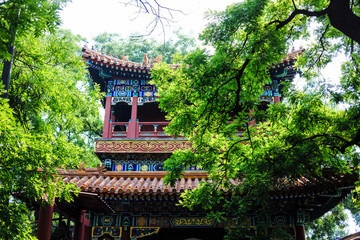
295,225 -> 305,240
37,203 -> 54,240
103,95 -> 112,138
127,96 -> 138,138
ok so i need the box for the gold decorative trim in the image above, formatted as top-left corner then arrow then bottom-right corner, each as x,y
171,217 -> 216,227
95,140 -> 191,153
91,226 -> 122,238
130,227 -> 160,239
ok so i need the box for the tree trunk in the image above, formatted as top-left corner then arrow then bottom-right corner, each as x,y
327,0 -> 360,45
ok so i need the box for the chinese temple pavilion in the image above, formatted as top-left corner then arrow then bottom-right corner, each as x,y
33,46 -> 358,240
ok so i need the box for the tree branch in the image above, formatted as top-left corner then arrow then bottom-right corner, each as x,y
284,133 -> 352,154
269,0 -> 360,45
340,128 -> 360,153
85,120 -> 102,137
269,9 -> 327,30
120,0 -> 185,38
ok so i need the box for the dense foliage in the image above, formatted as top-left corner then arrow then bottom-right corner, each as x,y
0,0 -> 66,59
306,204 -> 348,240
8,29 -> 103,167
152,0 -> 360,238
0,1 -> 103,238
0,29 -> 103,239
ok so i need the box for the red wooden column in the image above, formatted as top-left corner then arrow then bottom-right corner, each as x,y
103,96 -> 112,138
37,203 -> 54,240
122,226 -> 131,240
274,95 -> 280,103
127,96 -> 138,138
249,110 -> 255,126
73,210 -> 89,240
295,225 -> 306,240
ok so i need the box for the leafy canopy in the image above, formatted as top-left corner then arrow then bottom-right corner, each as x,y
0,0 -> 68,59
152,0 -> 360,238
0,28 -> 103,239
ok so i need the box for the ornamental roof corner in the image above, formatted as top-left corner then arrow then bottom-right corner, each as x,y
82,45 -> 182,70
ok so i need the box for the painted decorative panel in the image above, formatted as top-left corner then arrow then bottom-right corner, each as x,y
95,141 -> 192,153
109,79 -> 157,105
90,213 -> 306,229
108,160 -> 202,171
92,226 -> 121,238
130,227 -> 160,239
112,160 -> 164,171
170,217 -> 216,227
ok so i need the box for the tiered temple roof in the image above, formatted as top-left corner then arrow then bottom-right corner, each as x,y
57,165 -> 357,222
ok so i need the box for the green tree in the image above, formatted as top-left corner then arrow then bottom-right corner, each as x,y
152,0 -> 360,238
0,0 -> 69,98
306,204 -> 348,240
0,28 -> 103,239
93,30 -> 196,63
344,193 -> 360,228
8,29 -> 103,166
0,0 -> 66,57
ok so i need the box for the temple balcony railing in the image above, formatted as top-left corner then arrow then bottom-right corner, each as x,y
138,121 -> 169,137
105,120 -> 251,139
101,97 -> 258,139
107,120 -> 172,138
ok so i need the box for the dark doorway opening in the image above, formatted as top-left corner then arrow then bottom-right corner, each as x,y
113,102 -> 132,122
139,228 -> 225,240
138,102 -> 166,122
99,234 -> 114,240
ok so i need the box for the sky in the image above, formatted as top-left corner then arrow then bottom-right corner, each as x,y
60,0 -> 359,235
60,0 -> 343,86
60,0 -> 239,43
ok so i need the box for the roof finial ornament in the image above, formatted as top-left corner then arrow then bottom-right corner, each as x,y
143,54 -> 148,65
58,165 -> 68,173
120,55 -> 129,61
97,163 -> 107,175
77,162 -> 86,173
154,56 -> 162,63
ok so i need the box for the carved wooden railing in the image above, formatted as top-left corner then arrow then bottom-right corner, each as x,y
111,121 -> 129,137
105,119 -> 255,139
107,120 -> 171,138
137,121 -> 169,138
